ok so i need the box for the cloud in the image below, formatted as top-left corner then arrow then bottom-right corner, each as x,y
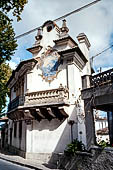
8,60 -> 17,70
11,0 -> 113,69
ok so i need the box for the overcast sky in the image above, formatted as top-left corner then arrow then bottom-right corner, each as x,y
9,0 -> 113,72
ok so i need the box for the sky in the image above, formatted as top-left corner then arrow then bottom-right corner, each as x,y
9,0 -> 113,72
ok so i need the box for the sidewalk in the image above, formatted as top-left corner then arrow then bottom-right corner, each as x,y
0,150 -> 58,170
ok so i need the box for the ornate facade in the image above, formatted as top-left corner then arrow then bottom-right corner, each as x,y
7,20 -> 91,163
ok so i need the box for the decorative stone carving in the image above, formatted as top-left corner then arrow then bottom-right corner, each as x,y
47,108 -> 56,118
60,19 -> 69,36
36,109 -> 45,118
25,85 -> 69,106
35,28 -> 42,45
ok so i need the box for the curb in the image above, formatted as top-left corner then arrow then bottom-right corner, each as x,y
0,155 -> 42,170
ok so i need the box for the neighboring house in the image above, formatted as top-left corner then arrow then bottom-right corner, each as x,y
95,113 -> 109,143
7,20 -> 91,163
0,117 -> 8,149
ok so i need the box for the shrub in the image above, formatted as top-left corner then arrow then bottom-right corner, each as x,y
65,139 -> 85,155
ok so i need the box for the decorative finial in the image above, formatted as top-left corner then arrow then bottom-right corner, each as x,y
60,19 -> 69,36
35,28 -> 42,45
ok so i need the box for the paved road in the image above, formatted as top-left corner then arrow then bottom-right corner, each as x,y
0,159 -> 35,170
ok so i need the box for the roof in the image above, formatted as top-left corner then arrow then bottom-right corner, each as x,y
0,117 -> 8,122
7,58 -> 37,86
97,127 -> 109,135
95,116 -> 107,121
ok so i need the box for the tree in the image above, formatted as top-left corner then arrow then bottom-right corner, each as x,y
0,12 -> 17,64
0,63 -> 12,113
0,0 -> 27,21
0,0 -> 27,113
0,0 -> 27,64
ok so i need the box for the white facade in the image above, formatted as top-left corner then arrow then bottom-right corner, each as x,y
7,20 -> 91,162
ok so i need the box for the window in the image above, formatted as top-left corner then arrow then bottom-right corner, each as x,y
19,121 -> 22,139
14,122 -> 17,138
47,25 -> 53,32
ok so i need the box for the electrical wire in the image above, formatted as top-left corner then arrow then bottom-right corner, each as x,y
91,45 -> 113,60
15,0 -> 101,39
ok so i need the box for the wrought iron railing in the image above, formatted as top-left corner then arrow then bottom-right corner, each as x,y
8,95 -> 25,111
90,68 -> 113,87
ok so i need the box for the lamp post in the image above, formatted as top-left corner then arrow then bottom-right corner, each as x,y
68,120 -> 75,142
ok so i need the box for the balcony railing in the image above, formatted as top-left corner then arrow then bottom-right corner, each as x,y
90,68 -> 113,87
25,86 -> 69,106
8,86 -> 69,112
8,95 -> 25,112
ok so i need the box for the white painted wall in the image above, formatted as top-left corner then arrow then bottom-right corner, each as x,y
27,62 -> 67,93
9,121 -> 26,151
26,105 -> 78,154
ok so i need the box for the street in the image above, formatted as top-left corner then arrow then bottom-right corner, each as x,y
0,159 -> 35,170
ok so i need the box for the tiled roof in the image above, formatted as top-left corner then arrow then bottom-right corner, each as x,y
97,127 -> 109,135
0,117 -> 8,122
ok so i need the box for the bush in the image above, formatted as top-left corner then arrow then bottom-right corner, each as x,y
98,140 -> 110,148
65,139 -> 85,156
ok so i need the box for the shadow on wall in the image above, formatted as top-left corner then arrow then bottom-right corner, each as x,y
43,106 -> 78,167
33,118 -> 66,131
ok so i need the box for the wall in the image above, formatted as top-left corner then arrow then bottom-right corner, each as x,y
26,105 -> 78,154
9,120 -> 26,152
25,60 -> 87,156
27,61 -> 67,93
58,147 -> 113,170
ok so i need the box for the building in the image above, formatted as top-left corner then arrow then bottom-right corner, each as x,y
94,112 -> 109,143
0,116 -> 8,149
7,20 -> 91,163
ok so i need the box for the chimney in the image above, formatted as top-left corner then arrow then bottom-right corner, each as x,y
77,33 -> 91,58
77,33 -> 91,75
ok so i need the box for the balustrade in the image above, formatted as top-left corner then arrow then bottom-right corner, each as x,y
25,86 -> 69,106
90,68 -> 113,87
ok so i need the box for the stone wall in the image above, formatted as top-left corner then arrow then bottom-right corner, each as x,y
57,146 -> 113,170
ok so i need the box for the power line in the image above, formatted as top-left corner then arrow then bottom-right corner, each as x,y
90,44 -> 113,60
54,0 -> 101,22
15,0 -> 101,39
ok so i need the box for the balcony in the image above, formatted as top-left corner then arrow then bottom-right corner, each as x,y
90,68 -> 113,87
8,86 -> 69,113
25,86 -> 69,107
8,95 -> 25,112
7,86 -> 69,121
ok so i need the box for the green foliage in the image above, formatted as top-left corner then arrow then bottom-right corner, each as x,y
0,63 -> 12,113
98,140 -> 110,149
65,139 -> 86,156
0,0 -> 28,64
0,12 -> 17,64
0,0 -> 27,113
0,0 -> 27,21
